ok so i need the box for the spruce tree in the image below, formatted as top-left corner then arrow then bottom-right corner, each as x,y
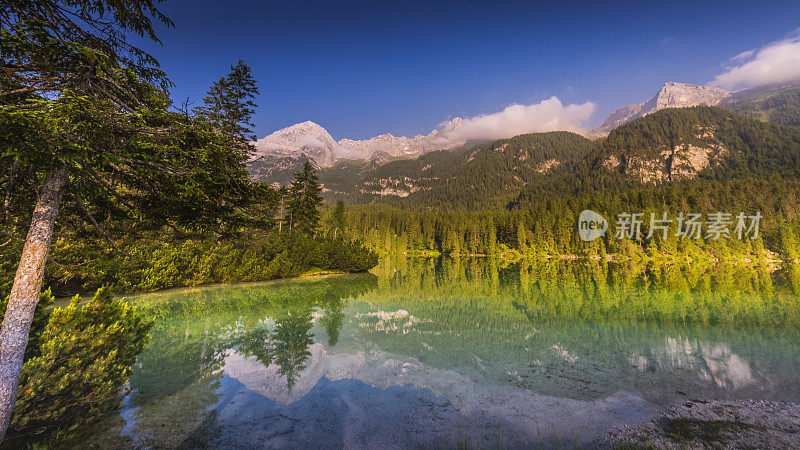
287,161 -> 323,235
0,1 -> 253,439
224,60 -> 260,141
331,200 -> 346,238
196,59 -> 259,142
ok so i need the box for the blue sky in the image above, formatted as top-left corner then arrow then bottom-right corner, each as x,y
137,0 -> 800,140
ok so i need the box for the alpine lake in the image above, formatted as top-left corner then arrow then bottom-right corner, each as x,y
70,257 -> 800,448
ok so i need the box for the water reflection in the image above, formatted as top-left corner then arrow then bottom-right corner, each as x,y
73,260 -> 800,448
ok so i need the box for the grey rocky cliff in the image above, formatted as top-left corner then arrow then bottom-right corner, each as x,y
593,82 -> 731,135
602,125 -> 729,183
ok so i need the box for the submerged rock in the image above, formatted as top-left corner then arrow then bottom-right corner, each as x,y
594,399 -> 800,449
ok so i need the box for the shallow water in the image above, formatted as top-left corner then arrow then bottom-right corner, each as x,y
74,259 -> 800,448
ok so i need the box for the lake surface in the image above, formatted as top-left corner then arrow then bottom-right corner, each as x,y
74,258 -> 800,448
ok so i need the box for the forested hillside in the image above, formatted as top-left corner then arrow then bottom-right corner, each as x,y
339,107 -> 800,260
321,131 -> 593,208
720,82 -> 800,128
318,106 -> 800,207
515,106 -> 800,201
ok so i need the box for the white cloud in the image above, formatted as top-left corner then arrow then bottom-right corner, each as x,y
730,49 -> 755,62
443,97 -> 595,143
712,30 -> 800,89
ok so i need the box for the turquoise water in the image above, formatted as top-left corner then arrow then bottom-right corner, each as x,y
74,259 -> 800,448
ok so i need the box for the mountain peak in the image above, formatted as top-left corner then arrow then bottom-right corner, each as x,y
284,120 -> 327,133
252,121 -> 338,167
651,82 -> 730,109
257,117 -> 469,166
593,82 -> 731,135
442,117 -> 464,132
297,120 -> 322,127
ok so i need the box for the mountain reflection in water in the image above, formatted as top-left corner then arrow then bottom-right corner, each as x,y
73,259 -> 800,448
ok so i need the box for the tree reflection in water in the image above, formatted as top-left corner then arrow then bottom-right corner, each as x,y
71,260 -> 800,448
273,311 -> 314,392
80,275 -> 378,448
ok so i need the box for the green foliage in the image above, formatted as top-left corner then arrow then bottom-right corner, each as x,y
0,0 -> 172,101
287,161 -> 323,234
1,86 -> 256,244
5,288 -> 152,440
342,177 -> 800,260
2,6 -> 259,273
195,59 -> 260,141
721,84 -> 800,128
0,232 -> 379,296
0,289 -> 54,362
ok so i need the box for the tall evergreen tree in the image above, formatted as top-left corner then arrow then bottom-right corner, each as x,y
196,59 -> 259,142
331,200 -> 346,238
223,60 -> 259,140
287,161 -> 323,235
0,1 -> 253,440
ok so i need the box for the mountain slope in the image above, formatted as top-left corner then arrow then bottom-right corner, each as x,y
514,106 -> 800,205
598,106 -> 800,181
322,131 -> 594,208
247,154 -> 311,185
719,82 -> 800,128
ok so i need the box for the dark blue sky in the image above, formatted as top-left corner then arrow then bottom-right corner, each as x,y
138,0 -> 800,139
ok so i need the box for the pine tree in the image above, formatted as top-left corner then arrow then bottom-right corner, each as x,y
224,60 -> 260,141
0,2 -> 254,438
287,161 -> 323,235
331,200 -> 346,238
196,60 -> 259,142
516,221 -> 528,251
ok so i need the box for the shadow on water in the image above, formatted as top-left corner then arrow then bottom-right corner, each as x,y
69,260 -> 800,448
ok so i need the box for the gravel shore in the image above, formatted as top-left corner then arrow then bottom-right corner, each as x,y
593,400 -> 800,449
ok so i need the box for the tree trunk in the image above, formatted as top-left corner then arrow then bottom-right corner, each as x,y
278,197 -> 284,233
0,167 -> 68,442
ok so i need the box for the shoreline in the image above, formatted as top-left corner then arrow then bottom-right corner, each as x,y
53,253 -> 792,302
51,269 -> 373,305
373,248 -> 793,266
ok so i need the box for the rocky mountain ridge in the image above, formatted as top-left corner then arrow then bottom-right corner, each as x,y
592,82 -> 732,135
251,118 -> 467,167
249,80 -> 800,172
319,131 -> 595,207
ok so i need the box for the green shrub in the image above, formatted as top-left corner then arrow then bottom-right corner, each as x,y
28,232 -> 379,296
6,287 -> 152,440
